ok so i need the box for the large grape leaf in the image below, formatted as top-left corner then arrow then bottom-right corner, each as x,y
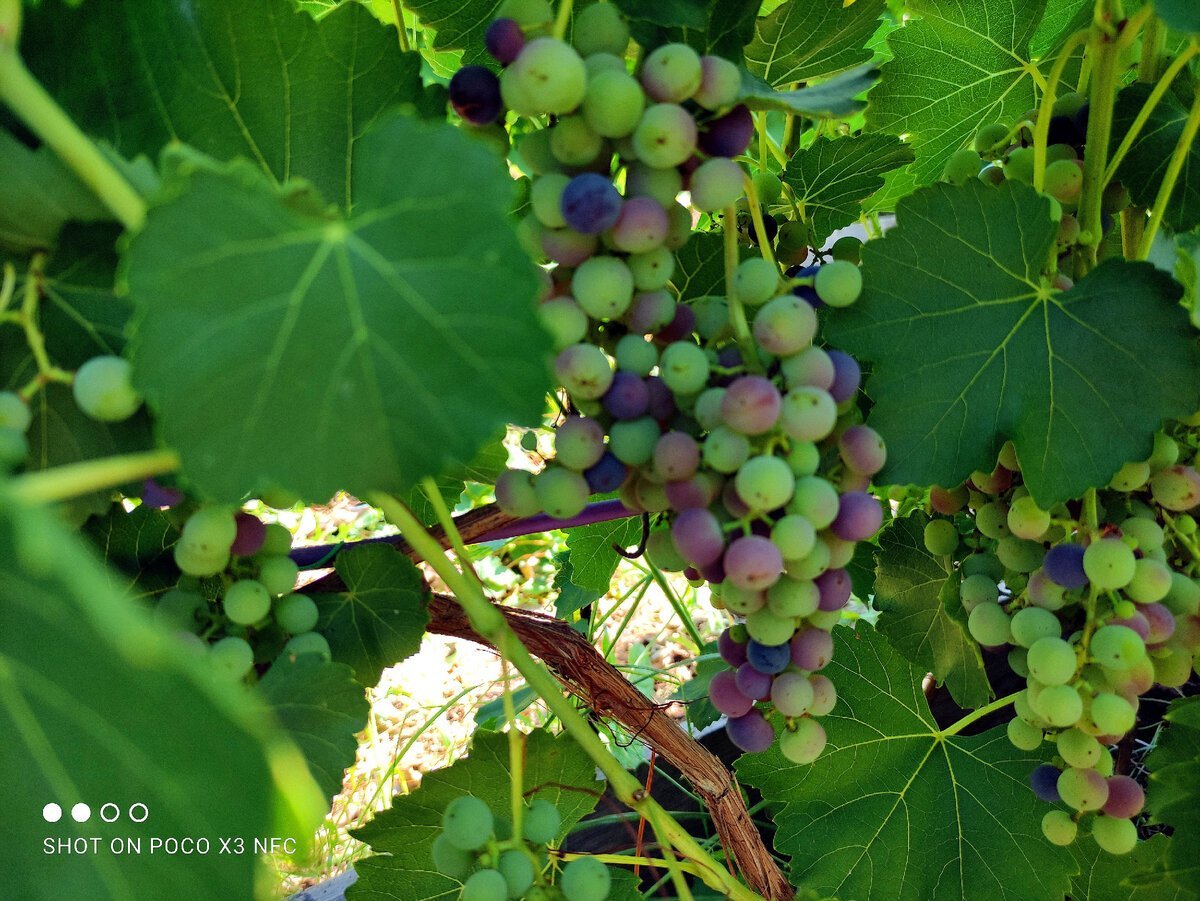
403,0 -> 503,65
0,493 -> 324,901
348,730 -> 601,900
312,543 -> 430,686
22,0 -> 426,211
124,117 -> 549,503
1072,835 -> 1197,901
673,232 -> 751,302
1156,0 -> 1200,34
620,0 -> 758,60
745,0 -> 886,87
1113,82 -> 1200,236
867,0 -> 1045,190
564,516 -> 643,594
736,626 -> 1075,900
873,514 -> 992,709
1030,0 -> 1090,57
739,63 -> 879,118
259,655 -> 369,800
1144,697 -> 1200,894
824,179 -> 1200,506
783,134 -> 914,246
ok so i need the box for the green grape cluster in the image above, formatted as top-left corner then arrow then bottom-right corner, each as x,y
922,419 -> 1200,855
453,3 -> 874,764
432,794 -> 612,900
163,505 -> 328,681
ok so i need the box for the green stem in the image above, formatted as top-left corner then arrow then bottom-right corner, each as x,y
1084,487 -> 1099,534
10,449 -> 180,505
0,261 -> 14,314
1136,9 -> 1164,83
1138,81 -> 1200,258
1075,18 -> 1121,275
372,493 -> 762,901
939,691 -> 1020,738
389,0 -> 410,52
644,561 -> 704,650
552,0 -> 573,41
501,659 -> 526,844
722,205 -> 761,374
743,175 -> 778,268
0,43 -> 145,231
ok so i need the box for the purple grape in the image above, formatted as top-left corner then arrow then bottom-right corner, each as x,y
645,376 -> 677,421
541,228 -> 598,266
699,558 -> 726,584
1109,611 -> 1150,640
584,452 -> 627,493
831,491 -> 883,541
722,480 -> 751,518
626,291 -> 677,333
654,431 -> 700,481
485,17 -> 524,65
1102,775 -> 1145,817
610,197 -> 669,254
655,303 -> 696,342
724,535 -> 784,590
838,425 -> 886,477
665,473 -> 719,510
826,350 -> 861,403
718,627 -> 748,667
726,710 -> 775,752
1030,764 -> 1062,802
791,264 -> 822,308
672,508 -> 725,567
231,513 -> 266,557
716,345 -> 742,368
720,376 -> 782,435
142,478 -> 184,508
1143,602 -> 1176,645
790,628 -> 834,670
735,663 -> 774,700
815,568 -> 852,612
602,371 -> 650,419
698,105 -> 753,157
561,173 -> 623,235
449,65 -> 503,125
746,640 -> 791,675
709,670 -> 753,717
1044,543 -> 1088,588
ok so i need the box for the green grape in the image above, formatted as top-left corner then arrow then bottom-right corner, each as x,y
223,580 -> 271,625
814,261 -> 862,308
573,256 -> 634,320
560,856 -> 611,901
719,583 -> 764,615
613,334 -> 658,376
1121,517 -> 1164,552
641,43 -> 702,103
260,522 -> 293,556
923,519 -> 959,556
962,552 -> 1004,581
155,589 -> 204,632
609,416 -> 659,466
1089,624 -> 1146,670
523,798 -> 561,844
0,391 -> 31,432
1006,716 -> 1043,751
1126,558 -> 1171,603
1007,495 -> 1050,539
582,70 -> 645,139
1147,431 -> 1179,470
735,455 -> 795,512
767,575 -> 819,618
173,541 -> 229,578
497,849 -> 535,896
462,868 -> 508,901
258,555 -> 299,596
431,833 -> 473,879
943,148 -> 982,184
1091,815 -> 1137,855
645,529 -> 687,572
775,220 -> 811,263
733,257 -> 779,307
1041,810 -> 1078,846
975,501 -> 1011,539
1008,646 -> 1030,677
1043,158 -> 1083,203
746,607 -> 797,645
1004,146 -> 1035,183
549,116 -> 603,166
1090,692 -> 1135,736
659,341 -> 709,394
443,796 -> 494,851
789,476 -> 839,530
632,103 -> 697,169
1027,636 -> 1077,685
997,536 -> 1044,573
502,38 -> 587,116
283,631 -> 331,661
628,246 -> 675,290
209,636 -> 254,681
974,122 -> 1010,154
690,157 -> 745,213
1109,460 -> 1150,491
555,343 -> 613,400
694,54 -> 741,109
182,507 -> 238,555
1057,728 -> 1102,768
779,717 -> 827,764
780,387 -> 837,443
495,469 -> 542,517
498,0 -> 551,25
968,602 -> 1012,646
1034,684 -> 1083,727
1083,539 -> 1137,590
829,235 -> 863,263
534,466 -> 590,519
786,441 -> 820,477
771,515 -> 816,561
1164,573 -> 1200,617
572,2 -> 630,57
1010,607 -> 1062,647
274,593 -> 319,634
0,426 -> 28,468
1058,767 -> 1109,812
702,426 -> 750,473
531,173 -> 570,228
72,355 -> 142,422
753,171 -> 783,204
960,573 -> 999,611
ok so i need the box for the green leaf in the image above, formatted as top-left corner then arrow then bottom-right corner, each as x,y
403,0 -> 504,65
564,516 -> 643,593
783,134 -> 914,246
474,684 -> 538,730
867,0 -> 1044,190
259,655 -> 369,800
1071,835 -> 1196,901
125,117 -> 549,503
82,503 -> 179,598
1114,82 -> 1200,236
313,543 -> 430,685
1030,0 -> 1090,57
611,0 -> 708,31
736,625 -> 1075,900
670,644 -> 723,731
23,0 -> 427,210
349,730 -> 601,900
0,494 -> 322,901
1144,697 -> 1200,892
622,0 -> 759,60
1155,0 -> 1200,33
403,434 -> 509,526
739,63 -> 879,119
674,232 -> 740,303
745,0 -> 886,87
873,514 -> 992,709
552,554 -> 605,619
825,180 -> 1200,506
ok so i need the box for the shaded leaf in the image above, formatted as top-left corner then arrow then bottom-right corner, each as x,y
739,64 -> 878,119
1145,696 -> 1200,893
553,553 -> 605,619
745,0 -> 887,86
1156,0 -> 1200,34
403,0 -> 504,65
1072,834 -> 1196,901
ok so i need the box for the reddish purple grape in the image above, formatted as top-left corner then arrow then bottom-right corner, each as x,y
602,371 -> 651,420
655,303 -> 696,342
231,513 -> 267,556
1102,775 -> 1145,818
735,663 -> 773,700
698,105 -> 753,157
746,640 -> 791,674
626,291 -> 676,333
838,425 -> 886,476
142,478 -> 184,509
672,508 -> 725,567
654,431 -> 700,481
645,376 -> 677,421
720,376 -> 782,435
826,350 -> 861,403
449,65 -> 504,125
815,568 -> 852,611
831,491 -> 883,541
1109,611 -> 1151,640
726,709 -> 775,752
791,628 -> 834,670
485,17 -> 525,65
709,670 -> 754,717
1044,543 -> 1088,589
561,173 -> 623,234
718,627 -> 748,666
584,452 -> 627,493
724,535 -> 784,591
540,227 -> 598,266
1030,764 -> 1062,802
610,197 -> 669,254
722,480 -> 751,518
1142,603 -> 1176,645
665,473 -> 719,509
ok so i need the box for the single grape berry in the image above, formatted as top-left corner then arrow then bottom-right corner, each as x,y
442,795 -> 494,851
485,17 -> 524,65
73,355 -> 142,422
448,65 -> 503,125
698,104 -> 753,158
283,631 -> 332,661
559,855 -> 611,901
523,798 -> 561,844
561,173 -> 623,235
223,579 -> 271,625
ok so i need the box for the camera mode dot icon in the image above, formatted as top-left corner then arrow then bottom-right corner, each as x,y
71,803 -> 92,823
42,803 -> 62,823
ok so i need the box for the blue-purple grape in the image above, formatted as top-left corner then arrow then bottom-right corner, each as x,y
745,639 -> 791,674
698,104 -> 752,157
449,66 -> 504,125
726,709 -> 775,752
485,17 -> 525,65
561,173 -> 623,235
831,491 -> 883,542
584,452 -> 627,493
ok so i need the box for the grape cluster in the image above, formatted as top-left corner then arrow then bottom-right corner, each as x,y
450,4 -> 879,763
432,794 -> 611,900
161,505 -> 327,681
922,425 -> 1200,854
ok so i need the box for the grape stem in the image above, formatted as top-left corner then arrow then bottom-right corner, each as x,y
16,254 -> 74,401
552,0 -> 573,42
938,691 -> 1020,738
1075,4 -> 1122,276
9,449 -> 181,505
553,848 -> 703,877
372,491 -> 765,901
722,205 -> 763,374
0,41 -> 145,232
743,175 -> 779,269
388,0 -> 410,53
1137,78 -> 1200,259
642,559 -> 705,650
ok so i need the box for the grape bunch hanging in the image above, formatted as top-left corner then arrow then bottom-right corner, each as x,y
923,426 -> 1200,855
449,2 -> 881,764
